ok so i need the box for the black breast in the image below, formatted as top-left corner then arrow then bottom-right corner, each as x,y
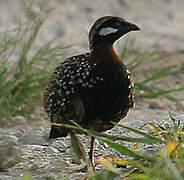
77,60 -> 133,131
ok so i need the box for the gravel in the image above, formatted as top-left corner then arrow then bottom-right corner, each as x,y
0,0 -> 184,179
0,112 -> 183,179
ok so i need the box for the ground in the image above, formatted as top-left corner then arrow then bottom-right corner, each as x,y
0,0 -> 184,179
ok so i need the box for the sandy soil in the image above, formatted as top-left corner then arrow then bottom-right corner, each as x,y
1,0 -> 184,53
0,1 -> 184,179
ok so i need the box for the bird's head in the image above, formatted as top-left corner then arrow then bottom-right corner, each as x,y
89,16 -> 140,51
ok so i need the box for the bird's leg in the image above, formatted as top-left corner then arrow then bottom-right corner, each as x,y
89,136 -> 95,171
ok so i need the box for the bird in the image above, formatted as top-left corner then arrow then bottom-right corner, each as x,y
43,16 -> 140,169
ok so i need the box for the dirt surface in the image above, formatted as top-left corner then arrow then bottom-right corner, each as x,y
1,0 -> 184,53
0,0 -> 184,179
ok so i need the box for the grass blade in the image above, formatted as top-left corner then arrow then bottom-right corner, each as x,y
98,138 -> 153,160
89,131 -> 162,143
140,65 -> 176,84
111,122 -> 163,142
165,157 -> 183,180
140,86 -> 184,99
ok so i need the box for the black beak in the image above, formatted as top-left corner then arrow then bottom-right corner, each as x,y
118,21 -> 140,37
125,22 -> 140,32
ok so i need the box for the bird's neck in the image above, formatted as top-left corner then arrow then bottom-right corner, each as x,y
89,45 -> 123,64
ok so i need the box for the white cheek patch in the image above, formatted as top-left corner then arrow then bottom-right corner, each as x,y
98,27 -> 118,36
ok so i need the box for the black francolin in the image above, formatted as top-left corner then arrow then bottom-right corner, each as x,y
43,16 -> 140,168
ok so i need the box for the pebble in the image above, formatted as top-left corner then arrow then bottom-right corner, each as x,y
0,135 -> 20,170
149,101 -> 162,109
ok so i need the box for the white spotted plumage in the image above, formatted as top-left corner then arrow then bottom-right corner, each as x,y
45,53 -> 104,122
126,68 -> 135,108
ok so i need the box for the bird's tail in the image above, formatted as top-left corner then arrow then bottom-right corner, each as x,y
49,125 -> 68,139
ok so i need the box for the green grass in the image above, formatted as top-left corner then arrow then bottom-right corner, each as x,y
90,114 -> 184,180
0,0 -> 68,124
54,114 -> 184,180
120,36 -> 184,102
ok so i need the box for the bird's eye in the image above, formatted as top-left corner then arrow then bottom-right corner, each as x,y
114,21 -> 121,27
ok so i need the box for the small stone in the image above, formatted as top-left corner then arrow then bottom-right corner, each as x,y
0,135 -> 20,170
18,128 -> 48,145
149,101 -> 161,109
